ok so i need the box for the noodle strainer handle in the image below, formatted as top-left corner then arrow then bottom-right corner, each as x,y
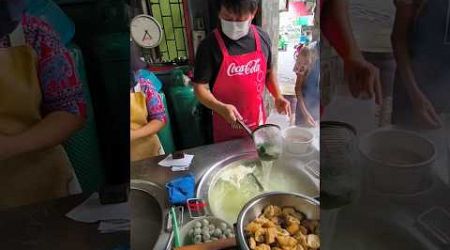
236,119 -> 253,136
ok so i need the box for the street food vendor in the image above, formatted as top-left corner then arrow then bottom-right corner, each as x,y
0,0 -> 85,208
193,0 -> 291,143
130,49 -> 167,161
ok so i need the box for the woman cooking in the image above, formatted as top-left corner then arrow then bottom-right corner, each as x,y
392,0 -> 450,128
193,0 -> 291,143
0,0 -> 85,208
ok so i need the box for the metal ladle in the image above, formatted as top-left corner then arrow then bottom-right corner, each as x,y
236,120 -> 283,161
236,120 -> 282,191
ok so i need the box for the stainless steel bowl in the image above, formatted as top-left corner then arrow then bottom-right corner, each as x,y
236,192 -> 320,250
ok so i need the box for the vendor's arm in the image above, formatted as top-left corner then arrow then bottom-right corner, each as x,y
391,0 -> 441,127
193,83 -> 242,124
321,0 -> 382,104
131,76 -> 167,141
0,15 -> 85,160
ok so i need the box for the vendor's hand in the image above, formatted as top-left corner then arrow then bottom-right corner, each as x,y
412,93 -> 442,129
344,57 -> 382,105
0,134 -> 18,161
275,96 -> 292,116
218,104 -> 243,126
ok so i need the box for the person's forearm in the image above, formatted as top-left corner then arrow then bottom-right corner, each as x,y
132,119 -> 165,140
193,83 -> 226,112
9,111 -> 84,155
392,6 -> 422,99
321,0 -> 362,60
266,69 -> 282,99
295,77 -> 311,117
295,73 -> 307,96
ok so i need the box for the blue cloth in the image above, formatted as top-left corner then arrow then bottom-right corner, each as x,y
166,173 -> 195,205
134,69 -> 163,92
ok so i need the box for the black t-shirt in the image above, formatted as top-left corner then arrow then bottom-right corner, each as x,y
193,26 -> 272,88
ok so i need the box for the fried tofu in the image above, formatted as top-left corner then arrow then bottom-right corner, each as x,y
245,205 -> 319,250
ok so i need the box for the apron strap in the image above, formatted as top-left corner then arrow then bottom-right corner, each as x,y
251,25 -> 262,52
8,23 -> 26,47
214,29 -> 230,57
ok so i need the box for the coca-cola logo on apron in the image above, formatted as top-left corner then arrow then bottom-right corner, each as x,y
227,58 -> 265,92
227,59 -> 261,77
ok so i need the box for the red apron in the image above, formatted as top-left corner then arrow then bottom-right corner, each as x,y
212,25 -> 268,143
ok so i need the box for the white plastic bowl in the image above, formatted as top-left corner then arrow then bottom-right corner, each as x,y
359,128 -> 436,194
282,126 -> 314,154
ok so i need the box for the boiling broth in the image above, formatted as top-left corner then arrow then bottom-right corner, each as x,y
208,164 -> 318,224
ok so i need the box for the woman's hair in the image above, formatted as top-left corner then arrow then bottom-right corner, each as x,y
294,44 -> 304,59
296,46 -> 317,71
219,0 -> 259,15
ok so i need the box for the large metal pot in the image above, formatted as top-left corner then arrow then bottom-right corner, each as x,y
236,192 -> 320,250
196,153 -> 319,224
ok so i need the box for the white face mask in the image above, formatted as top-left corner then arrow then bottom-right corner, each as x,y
220,19 -> 251,41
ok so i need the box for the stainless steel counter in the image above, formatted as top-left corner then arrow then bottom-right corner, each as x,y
130,138 -> 257,250
130,138 -> 320,249
131,138 -> 256,187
